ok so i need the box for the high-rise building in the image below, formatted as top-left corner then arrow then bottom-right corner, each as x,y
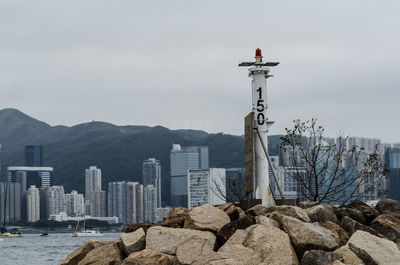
25,145 -> 43,167
134,183 -> 144,224
85,166 -> 105,216
187,168 -> 225,209
64,190 -> 85,217
142,158 -> 161,207
7,167 -> 53,188
143,185 -> 157,223
27,185 -> 40,222
48,186 -> 65,216
108,181 -> 135,224
85,166 -> 102,203
0,182 -> 21,224
170,144 -> 208,208
386,148 -> 400,201
39,187 -> 50,220
90,189 -> 106,217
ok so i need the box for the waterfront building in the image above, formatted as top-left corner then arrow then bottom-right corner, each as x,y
143,185 -> 157,223
7,166 -> 53,188
108,181 -> 135,224
134,183 -> 144,224
48,212 -> 118,224
225,168 -> 245,203
27,185 -> 40,222
85,166 -> 102,203
385,148 -> 400,201
155,207 -> 170,223
39,187 -> 50,220
90,189 -> 106,217
48,186 -> 65,215
25,145 -> 43,167
142,158 -> 162,207
170,144 -> 208,208
187,168 -> 225,209
0,182 -> 21,224
64,190 -> 85,217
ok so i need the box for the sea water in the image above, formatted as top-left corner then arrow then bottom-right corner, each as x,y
0,233 -> 121,265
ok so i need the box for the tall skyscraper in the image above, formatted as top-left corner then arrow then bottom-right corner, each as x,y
142,158 -> 161,207
143,185 -> 157,223
64,190 -> 85,217
85,166 -> 102,202
25,145 -> 43,167
170,144 -> 208,208
48,186 -> 65,215
0,182 -> 21,224
90,189 -> 106,217
134,183 -> 144,224
7,167 -> 53,188
27,185 -> 40,222
108,181 -> 135,224
187,168 -> 225,209
386,148 -> 400,201
85,166 -> 105,216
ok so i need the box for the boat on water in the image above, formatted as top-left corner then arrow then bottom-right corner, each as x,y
72,216 -> 103,237
0,232 -> 22,237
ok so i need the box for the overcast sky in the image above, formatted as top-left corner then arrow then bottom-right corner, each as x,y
1,1 -> 399,143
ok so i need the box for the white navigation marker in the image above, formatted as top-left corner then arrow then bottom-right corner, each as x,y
239,48 -> 279,207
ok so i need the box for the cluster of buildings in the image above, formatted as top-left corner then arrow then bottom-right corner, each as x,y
0,136 -> 399,226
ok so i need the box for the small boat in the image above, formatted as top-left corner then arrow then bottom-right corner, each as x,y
0,232 -> 23,237
40,233 -> 49,237
72,216 -> 103,237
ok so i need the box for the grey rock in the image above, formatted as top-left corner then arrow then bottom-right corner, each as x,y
59,240 -> 109,265
265,205 -> 311,222
348,200 -> 379,224
121,249 -> 179,265
341,216 -> 384,238
184,204 -> 230,233
320,221 -> 349,246
161,206 -> 188,228
375,199 -> 400,218
334,245 -> 365,265
120,228 -> 146,255
176,236 -> 220,265
77,243 -> 124,265
335,207 -> 366,225
245,204 -> 268,216
370,214 -> 400,243
216,215 -> 256,245
301,250 -> 344,265
298,201 -> 319,209
255,215 -> 280,229
306,205 -> 339,224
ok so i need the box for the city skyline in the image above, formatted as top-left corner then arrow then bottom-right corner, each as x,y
0,1 -> 399,142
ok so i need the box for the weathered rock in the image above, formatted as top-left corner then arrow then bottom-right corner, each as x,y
298,201 -> 319,209
146,226 -> 216,255
306,205 -> 339,224
281,215 -> 340,257
184,204 -> 230,233
255,215 -> 280,229
216,215 -> 256,245
301,250 -> 344,265
370,214 -> 400,243
375,199 -> 400,218
78,243 -> 124,265
245,204 -> 268,216
214,224 -> 299,265
59,240 -> 109,265
341,216 -> 384,238
125,223 -> 150,234
176,236 -> 220,265
321,221 -> 350,246
217,204 -> 245,221
332,261 -> 346,265
348,230 -> 400,265
335,207 -> 366,225
348,200 -> 380,224
120,228 -> 146,255
334,245 -> 365,265
162,206 -> 188,228
265,205 -> 311,222
121,249 -> 179,265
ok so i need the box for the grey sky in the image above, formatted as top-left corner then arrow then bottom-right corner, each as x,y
1,1 -> 399,142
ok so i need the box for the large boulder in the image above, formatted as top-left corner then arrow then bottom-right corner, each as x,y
347,200 -> 380,224
348,230 -> 400,265
184,204 -> 230,233
301,250 -> 344,265
320,221 -> 349,246
340,216 -> 384,238
121,249 -> 179,265
146,226 -> 216,255
59,240 -> 109,265
213,224 -> 299,265
216,215 -> 256,245
125,223 -> 150,234
334,207 -> 366,225
375,199 -> 400,218
370,214 -> 400,243
245,204 -> 268,216
306,205 -> 339,224
281,215 -> 340,257
176,236 -> 220,265
120,228 -> 146,255
77,243 -> 124,265
334,245 -> 365,265
161,206 -> 188,228
217,203 -> 245,221
298,201 -> 319,209
255,215 -> 280,229
265,206 -> 311,222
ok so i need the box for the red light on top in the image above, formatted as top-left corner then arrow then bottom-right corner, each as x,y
255,48 -> 262,57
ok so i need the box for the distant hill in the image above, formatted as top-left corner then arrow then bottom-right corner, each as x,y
0,108 -> 283,205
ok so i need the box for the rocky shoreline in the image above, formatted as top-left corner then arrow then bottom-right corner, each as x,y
59,199 -> 400,265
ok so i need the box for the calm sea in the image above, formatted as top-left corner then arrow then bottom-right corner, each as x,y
0,232 -> 122,265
